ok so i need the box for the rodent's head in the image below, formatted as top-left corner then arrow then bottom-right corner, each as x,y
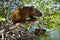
32,8 -> 42,17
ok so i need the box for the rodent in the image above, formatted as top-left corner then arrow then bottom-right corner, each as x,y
12,6 -> 42,24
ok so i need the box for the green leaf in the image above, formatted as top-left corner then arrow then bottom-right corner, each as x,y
53,0 -> 60,2
0,17 -> 6,22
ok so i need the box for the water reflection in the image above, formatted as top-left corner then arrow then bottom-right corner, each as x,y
50,26 -> 60,40
29,25 -> 60,40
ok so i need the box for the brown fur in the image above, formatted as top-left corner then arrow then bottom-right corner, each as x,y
12,6 -> 42,24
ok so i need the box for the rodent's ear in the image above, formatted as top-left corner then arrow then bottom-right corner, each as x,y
32,8 -> 36,13
31,6 -> 34,10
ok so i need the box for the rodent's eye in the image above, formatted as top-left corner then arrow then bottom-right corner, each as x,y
36,11 -> 40,13
32,11 -> 35,13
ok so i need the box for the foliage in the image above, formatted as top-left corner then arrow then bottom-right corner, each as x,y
0,17 -> 6,23
54,0 -> 60,2
0,0 -> 60,40
0,0 -> 60,29
25,24 -> 32,30
35,0 -> 60,29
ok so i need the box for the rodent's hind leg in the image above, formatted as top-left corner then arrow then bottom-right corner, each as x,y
13,20 -> 26,25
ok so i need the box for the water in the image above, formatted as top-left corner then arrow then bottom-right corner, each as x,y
49,26 -> 60,40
